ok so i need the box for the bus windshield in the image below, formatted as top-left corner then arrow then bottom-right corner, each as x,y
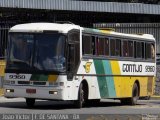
7,33 -> 66,72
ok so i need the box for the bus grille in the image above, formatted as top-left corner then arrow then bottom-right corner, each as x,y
33,82 -> 46,85
18,81 -> 30,85
18,81 -> 46,85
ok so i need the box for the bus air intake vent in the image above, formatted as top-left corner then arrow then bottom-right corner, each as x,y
33,82 -> 46,85
18,81 -> 30,85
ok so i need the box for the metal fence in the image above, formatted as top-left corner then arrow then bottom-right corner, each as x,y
0,26 -> 9,88
0,26 -> 10,59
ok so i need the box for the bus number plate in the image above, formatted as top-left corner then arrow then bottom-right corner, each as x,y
26,89 -> 36,94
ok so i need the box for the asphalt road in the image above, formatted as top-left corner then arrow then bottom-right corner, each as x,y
0,97 -> 160,115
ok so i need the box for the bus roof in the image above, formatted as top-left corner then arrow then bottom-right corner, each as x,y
83,28 -> 155,41
9,23 -> 155,41
9,23 -> 80,33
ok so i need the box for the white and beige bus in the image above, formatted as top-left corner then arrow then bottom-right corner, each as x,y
4,23 -> 156,108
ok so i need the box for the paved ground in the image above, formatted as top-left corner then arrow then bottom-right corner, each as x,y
0,97 -> 160,114
0,97 -> 160,119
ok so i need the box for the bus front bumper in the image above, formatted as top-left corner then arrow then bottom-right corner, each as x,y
4,85 -> 67,100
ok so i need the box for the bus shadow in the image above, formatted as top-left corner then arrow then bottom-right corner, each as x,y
0,100 -> 146,110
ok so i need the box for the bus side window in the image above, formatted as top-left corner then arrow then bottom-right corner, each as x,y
115,39 -> 121,56
151,44 -> 155,59
97,37 -> 105,55
145,43 -> 155,59
82,35 -> 92,55
122,40 -> 128,57
110,38 -> 121,57
135,41 -> 144,59
128,41 -> 133,57
122,40 -> 134,58
91,36 -> 96,55
104,38 -> 109,56
142,42 -> 145,59
110,39 -> 116,56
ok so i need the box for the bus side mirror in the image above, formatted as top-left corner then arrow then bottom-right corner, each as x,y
67,43 -> 75,80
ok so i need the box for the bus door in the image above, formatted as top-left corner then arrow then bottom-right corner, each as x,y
66,30 -> 80,99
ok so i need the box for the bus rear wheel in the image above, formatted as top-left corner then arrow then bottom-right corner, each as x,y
121,83 -> 139,105
26,98 -> 35,108
132,83 -> 139,105
128,83 -> 139,105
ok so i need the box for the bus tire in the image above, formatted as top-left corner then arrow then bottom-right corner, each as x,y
74,83 -> 85,108
120,98 -> 129,105
26,98 -> 35,108
129,83 -> 139,105
145,96 -> 150,100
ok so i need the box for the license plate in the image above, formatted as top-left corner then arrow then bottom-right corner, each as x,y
26,89 -> 36,94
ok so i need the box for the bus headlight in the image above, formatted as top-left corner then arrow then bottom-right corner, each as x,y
6,89 -> 14,93
49,90 -> 58,95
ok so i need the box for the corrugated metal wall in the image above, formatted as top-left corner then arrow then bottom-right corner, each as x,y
0,0 -> 160,14
93,23 -> 160,53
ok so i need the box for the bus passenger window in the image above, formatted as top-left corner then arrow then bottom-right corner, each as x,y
110,39 -> 121,57
136,42 -> 143,58
115,39 -> 121,56
91,36 -> 96,55
128,41 -> 133,57
110,39 -> 116,56
97,37 -> 105,55
104,38 -> 109,56
151,44 -> 155,59
82,35 -> 92,55
122,41 -> 128,57
145,43 -> 155,59
122,40 -> 134,58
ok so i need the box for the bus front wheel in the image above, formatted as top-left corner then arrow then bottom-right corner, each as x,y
74,83 -> 85,108
26,98 -> 35,108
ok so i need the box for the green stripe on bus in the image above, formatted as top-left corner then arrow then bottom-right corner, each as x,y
94,60 -> 109,98
102,60 -> 116,98
31,74 -> 48,81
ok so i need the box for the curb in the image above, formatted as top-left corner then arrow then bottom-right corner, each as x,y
0,89 -> 4,97
151,95 -> 160,100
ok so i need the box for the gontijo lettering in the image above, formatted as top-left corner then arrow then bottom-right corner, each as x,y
123,64 -> 142,72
